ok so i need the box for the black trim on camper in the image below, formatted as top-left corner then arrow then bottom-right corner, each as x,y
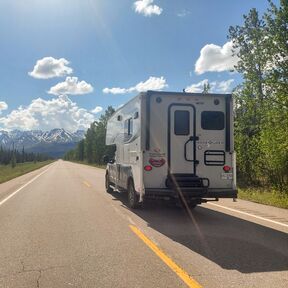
184,136 -> 199,162
144,188 -> 237,200
225,94 -> 232,152
204,150 -> 225,166
145,91 -> 152,150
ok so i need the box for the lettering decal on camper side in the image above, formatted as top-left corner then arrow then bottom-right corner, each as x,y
149,158 -> 165,167
197,140 -> 224,145
149,152 -> 166,157
196,140 -> 224,149
149,148 -> 166,167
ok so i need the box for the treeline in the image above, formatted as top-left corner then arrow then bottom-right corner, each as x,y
230,0 -> 287,191
64,106 -> 116,164
0,146 -> 52,167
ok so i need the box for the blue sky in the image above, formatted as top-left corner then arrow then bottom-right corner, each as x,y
0,0 -> 276,131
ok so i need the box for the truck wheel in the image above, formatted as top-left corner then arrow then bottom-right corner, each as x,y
127,180 -> 140,209
105,173 -> 113,193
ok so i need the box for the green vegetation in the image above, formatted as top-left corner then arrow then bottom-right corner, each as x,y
238,187 -> 288,209
64,106 -> 116,165
229,0 -> 288,198
0,160 -> 54,184
0,145 -> 54,183
0,146 -> 53,166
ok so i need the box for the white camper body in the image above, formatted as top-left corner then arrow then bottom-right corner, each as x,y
105,91 -> 237,208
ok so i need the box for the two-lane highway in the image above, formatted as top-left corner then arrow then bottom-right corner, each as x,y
0,160 -> 287,287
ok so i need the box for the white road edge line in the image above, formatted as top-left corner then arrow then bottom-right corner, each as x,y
0,164 -> 53,207
207,202 -> 288,228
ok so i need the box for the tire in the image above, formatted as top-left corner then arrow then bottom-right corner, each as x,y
127,179 -> 140,209
105,173 -> 113,193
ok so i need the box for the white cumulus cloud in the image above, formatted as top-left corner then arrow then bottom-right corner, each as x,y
0,101 -> 8,114
134,0 -> 162,16
102,87 -> 128,94
185,79 -> 210,93
48,77 -> 94,96
0,96 -> 95,131
103,76 -> 167,94
29,57 -> 73,79
91,106 -> 103,114
217,79 -> 235,93
195,41 -> 239,74
185,79 -> 235,93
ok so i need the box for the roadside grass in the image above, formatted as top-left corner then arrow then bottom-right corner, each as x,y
0,160 -> 55,184
238,187 -> 288,209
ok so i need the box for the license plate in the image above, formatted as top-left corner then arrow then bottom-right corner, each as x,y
221,172 -> 233,180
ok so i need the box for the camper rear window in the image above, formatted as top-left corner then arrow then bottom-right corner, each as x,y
174,110 -> 190,135
201,111 -> 224,130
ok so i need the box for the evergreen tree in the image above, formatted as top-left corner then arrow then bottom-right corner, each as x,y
64,106 -> 116,164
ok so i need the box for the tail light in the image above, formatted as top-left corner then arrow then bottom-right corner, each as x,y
144,165 -> 153,171
223,165 -> 232,172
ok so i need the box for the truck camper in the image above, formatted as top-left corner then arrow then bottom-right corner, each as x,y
105,91 -> 237,208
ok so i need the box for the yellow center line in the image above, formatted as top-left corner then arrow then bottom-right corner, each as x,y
82,181 -> 91,188
129,225 -> 202,288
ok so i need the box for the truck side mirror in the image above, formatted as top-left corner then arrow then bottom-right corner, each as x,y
103,155 -> 109,164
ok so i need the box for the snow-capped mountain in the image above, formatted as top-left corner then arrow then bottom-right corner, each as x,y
41,128 -> 85,143
0,129 -> 85,157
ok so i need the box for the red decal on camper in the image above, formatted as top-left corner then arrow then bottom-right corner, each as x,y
149,158 -> 165,167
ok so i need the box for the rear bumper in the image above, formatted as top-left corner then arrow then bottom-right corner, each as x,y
144,188 -> 237,200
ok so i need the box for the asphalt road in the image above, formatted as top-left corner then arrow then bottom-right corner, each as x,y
0,160 -> 287,288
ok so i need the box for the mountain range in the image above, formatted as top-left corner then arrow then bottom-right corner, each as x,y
0,128 -> 85,158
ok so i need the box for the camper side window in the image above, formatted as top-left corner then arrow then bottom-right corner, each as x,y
201,111 -> 224,130
124,118 -> 133,142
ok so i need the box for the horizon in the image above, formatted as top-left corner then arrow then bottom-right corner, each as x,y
0,127 -> 86,133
